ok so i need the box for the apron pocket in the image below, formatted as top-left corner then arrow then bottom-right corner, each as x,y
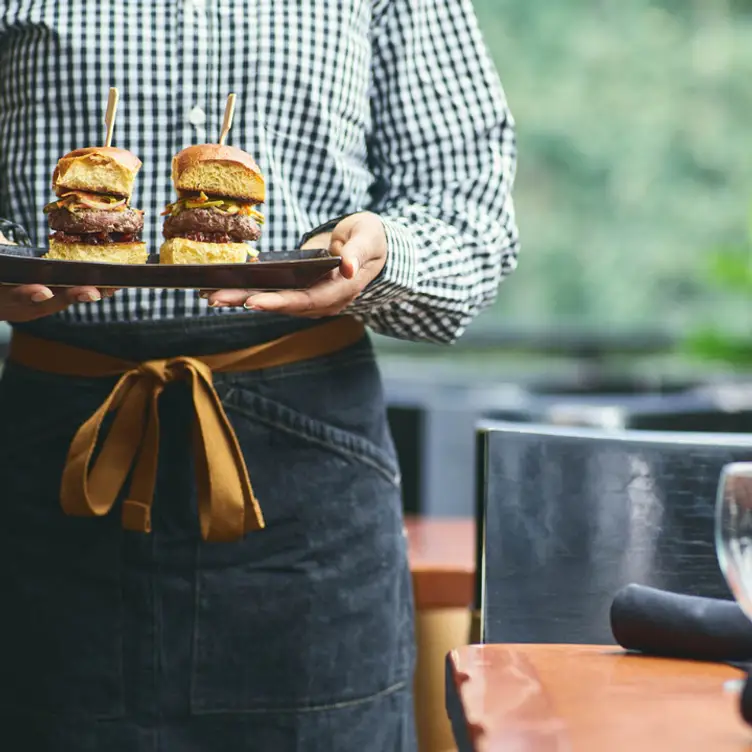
190,389 -> 413,714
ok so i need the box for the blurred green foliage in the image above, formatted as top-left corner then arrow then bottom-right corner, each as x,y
473,0 -> 752,334
683,210 -> 752,366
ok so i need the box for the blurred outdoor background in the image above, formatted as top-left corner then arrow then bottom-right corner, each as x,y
481,0 -> 752,337
376,0 -> 752,516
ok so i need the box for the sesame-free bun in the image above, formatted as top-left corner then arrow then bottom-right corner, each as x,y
53,147 -> 142,200
172,144 -> 265,203
46,238 -> 148,264
159,236 -> 251,265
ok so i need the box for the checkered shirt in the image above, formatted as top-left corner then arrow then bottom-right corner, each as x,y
0,0 -> 519,342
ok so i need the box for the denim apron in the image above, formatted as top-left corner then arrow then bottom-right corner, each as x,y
0,312 -> 416,752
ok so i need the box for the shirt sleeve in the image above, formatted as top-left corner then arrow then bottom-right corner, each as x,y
348,0 -> 520,344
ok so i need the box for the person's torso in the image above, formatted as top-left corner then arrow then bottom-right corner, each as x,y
0,0 -> 375,322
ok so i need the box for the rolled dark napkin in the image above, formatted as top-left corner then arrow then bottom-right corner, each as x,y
610,583 -> 752,662
742,674 -> 752,726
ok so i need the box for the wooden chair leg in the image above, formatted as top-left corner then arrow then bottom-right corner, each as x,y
414,607 -> 471,752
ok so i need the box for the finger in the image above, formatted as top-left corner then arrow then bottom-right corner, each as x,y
8,285 -> 57,305
245,276 -> 355,314
58,286 -> 105,304
7,285 -> 73,317
202,289 -> 264,307
2,284 -> 107,320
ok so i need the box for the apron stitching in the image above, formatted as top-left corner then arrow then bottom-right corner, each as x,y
223,400 -> 400,486
192,679 -> 408,716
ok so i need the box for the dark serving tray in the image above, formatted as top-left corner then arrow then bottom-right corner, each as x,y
0,244 -> 339,290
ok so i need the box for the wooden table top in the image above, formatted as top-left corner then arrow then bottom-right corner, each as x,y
404,516 -> 475,610
447,644 -> 750,751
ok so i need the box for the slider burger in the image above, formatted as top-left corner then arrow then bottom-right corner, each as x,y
43,146 -> 147,263
160,144 -> 265,264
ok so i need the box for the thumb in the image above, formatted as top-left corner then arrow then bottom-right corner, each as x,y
330,215 -> 370,280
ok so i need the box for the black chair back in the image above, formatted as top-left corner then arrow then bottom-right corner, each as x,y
476,421 -> 752,644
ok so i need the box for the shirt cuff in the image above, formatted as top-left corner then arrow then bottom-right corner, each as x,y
357,215 -> 418,304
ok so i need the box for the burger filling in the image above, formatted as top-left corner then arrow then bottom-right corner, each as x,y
162,208 -> 261,242
44,191 -> 128,214
49,231 -> 142,245
45,190 -> 143,245
47,206 -> 144,236
162,191 -> 265,224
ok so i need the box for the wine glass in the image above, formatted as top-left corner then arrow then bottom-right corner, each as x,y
715,462 -> 752,699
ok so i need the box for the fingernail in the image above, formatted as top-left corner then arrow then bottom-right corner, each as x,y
243,300 -> 259,310
31,290 -> 53,303
78,292 -> 101,303
199,292 -> 209,299
350,259 -> 360,275
209,301 -> 223,308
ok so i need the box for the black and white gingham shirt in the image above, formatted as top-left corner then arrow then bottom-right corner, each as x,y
0,0 -> 518,343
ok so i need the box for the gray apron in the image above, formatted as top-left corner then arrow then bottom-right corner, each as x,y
0,312 -> 416,751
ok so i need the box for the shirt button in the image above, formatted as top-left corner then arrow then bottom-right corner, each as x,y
188,106 -> 206,126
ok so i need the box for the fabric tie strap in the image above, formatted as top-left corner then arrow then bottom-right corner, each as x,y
8,317 -> 366,542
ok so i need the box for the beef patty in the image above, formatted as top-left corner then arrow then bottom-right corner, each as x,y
47,207 -> 144,235
163,208 -> 261,242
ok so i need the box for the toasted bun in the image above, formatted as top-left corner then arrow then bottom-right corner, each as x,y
159,237 -> 251,265
172,144 -> 265,203
53,147 -> 142,199
46,239 -> 148,264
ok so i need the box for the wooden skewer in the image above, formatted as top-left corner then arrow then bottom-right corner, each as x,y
218,93 -> 236,146
104,87 -> 119,148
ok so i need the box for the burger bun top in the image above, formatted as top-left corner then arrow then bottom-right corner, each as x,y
172,144 -> 265,203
